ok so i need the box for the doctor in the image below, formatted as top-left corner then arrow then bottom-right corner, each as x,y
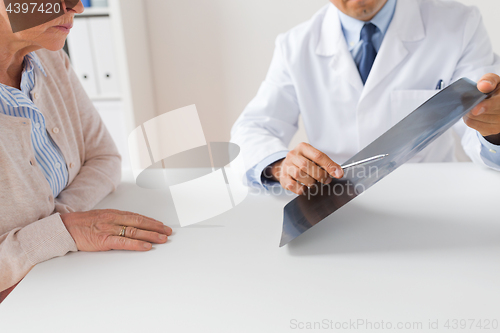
231,0 -> 500,195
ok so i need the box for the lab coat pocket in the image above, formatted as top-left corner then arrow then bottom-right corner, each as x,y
390,90 -> 438,126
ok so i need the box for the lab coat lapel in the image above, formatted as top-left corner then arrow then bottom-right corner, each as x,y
316,4 -> 363,93
361,0 -> 425,99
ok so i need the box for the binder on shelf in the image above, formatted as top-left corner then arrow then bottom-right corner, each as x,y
66,18 -> 99,97
88,17 -> 121,97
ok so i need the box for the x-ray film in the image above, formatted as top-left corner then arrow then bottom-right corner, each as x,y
280,78 -> 490,247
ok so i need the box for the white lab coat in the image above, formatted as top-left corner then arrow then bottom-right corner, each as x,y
231,0 -> 500,186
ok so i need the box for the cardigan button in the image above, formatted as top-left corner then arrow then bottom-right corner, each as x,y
52,127 -> 60,134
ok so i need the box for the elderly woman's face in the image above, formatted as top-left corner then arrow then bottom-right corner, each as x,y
0,0 -> 84,51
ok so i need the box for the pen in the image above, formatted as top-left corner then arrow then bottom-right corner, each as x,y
342,154 -> 389,170
436,80 -> 445,90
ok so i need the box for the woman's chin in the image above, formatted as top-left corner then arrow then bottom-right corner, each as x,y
36,29 -> 70,51
42,40 -> 67,52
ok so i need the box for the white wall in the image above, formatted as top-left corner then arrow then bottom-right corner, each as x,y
455,0 -> 500,53
143,0 -> 500,145
144,0 -> 326,143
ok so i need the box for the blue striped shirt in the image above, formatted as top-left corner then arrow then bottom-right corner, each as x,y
0,52 -> 68,197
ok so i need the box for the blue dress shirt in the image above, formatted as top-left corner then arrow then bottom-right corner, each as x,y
338,0 -> 396,66
0,52 -> 69,197
478,133 -> 500,167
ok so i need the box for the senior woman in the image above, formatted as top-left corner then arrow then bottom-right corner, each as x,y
0,0 -> 173,302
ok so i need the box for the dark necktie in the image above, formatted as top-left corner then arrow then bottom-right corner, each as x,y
358,23 -> 378,84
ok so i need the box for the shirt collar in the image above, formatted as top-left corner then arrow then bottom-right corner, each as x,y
338,0 -> 397,50
0,52 -> 46,107
24,52 -> 47,77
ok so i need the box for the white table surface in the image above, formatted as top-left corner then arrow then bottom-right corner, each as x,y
1,163 -> 500,333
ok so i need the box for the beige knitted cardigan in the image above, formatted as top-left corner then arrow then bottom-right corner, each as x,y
0,49 -> 121,291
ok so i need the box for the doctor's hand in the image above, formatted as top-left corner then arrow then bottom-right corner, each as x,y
266,143 -> 344,195
464,74 -> 500,145
61,210 -> 173,252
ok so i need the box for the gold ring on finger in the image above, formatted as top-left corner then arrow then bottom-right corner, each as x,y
118,225 -> 127,237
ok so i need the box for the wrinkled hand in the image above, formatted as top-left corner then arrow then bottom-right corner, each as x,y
464,74 -> 500,144
267,142 -> 344,195
61,210 -> 173,252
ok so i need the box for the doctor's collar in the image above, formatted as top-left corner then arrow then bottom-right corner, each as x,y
337,0 -> 397,44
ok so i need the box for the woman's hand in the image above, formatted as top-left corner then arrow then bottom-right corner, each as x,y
60,210 -> 173,251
